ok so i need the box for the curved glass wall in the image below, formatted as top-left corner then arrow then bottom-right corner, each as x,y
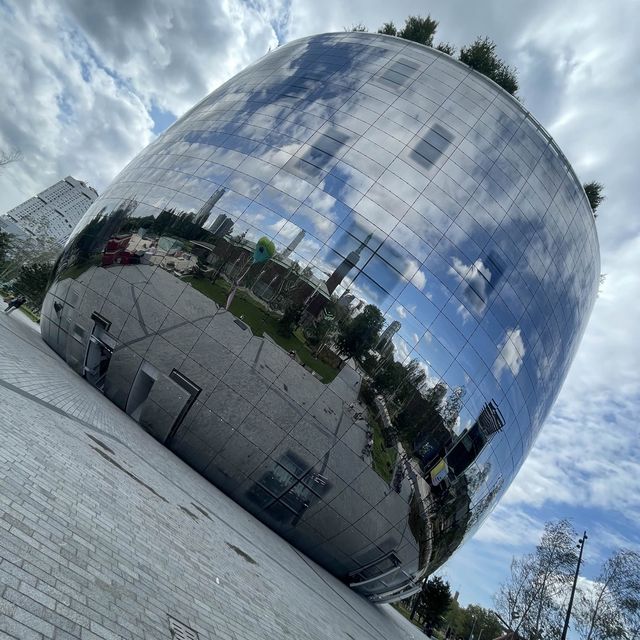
41,32 -> 599,602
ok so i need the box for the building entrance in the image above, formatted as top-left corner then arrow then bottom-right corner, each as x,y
83,324 -> 115,391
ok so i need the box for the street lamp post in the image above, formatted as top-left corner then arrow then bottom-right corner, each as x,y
469,615 -> 477,640
560,531 -> 588,640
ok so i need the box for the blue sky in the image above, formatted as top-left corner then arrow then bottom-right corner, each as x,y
0,0 -> 638,629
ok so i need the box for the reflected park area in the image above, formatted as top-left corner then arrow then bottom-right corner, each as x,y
41,32 -> 599,602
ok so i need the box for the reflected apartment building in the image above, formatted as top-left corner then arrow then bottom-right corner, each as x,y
41,33 -> 599,602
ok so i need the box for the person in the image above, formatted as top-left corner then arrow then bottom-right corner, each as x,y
3,295 -> 26,314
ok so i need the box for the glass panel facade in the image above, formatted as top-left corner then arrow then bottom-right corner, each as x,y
41,32 -> 599,602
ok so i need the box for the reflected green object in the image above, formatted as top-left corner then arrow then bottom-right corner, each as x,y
253,237 -> 275,264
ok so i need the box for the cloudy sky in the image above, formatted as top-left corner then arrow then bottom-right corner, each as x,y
1,0 -> 638,619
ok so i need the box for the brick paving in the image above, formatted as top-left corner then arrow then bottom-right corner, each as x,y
0,312 -> 426,640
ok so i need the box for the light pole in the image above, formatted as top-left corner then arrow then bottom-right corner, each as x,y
560,531 -> 588,640
469,614 -> 477,640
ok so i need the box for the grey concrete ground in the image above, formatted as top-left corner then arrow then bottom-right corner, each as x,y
0,311 -> 426,639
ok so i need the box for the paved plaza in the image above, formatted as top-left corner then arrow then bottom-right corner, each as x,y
0,311 -> 426,639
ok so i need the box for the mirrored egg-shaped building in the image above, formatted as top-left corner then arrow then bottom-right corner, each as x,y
41,32 -> 599,602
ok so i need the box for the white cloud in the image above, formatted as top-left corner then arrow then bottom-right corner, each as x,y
474,504 -> 544,547
0,1 -> 154,212
502,235 -> 640,521
411,268 -> 427,290
493,328 -> 525,378
0,0 -> 283,214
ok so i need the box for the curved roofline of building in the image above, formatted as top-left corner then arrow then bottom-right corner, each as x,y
290,32 -> 600,249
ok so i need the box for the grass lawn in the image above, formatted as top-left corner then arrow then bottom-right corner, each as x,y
371,412 -> 398,483
185,276 -> 338,383
19,306 -> 40,323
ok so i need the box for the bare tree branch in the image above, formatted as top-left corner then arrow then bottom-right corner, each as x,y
0,148 -> 22,167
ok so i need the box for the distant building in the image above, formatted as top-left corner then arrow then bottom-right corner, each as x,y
325,232 -> 372,295
280,229 -> 305,260
206,212 -> 234,238
377,320 -> 401,352
195,188 -> 226,227
2,176 -> 97,244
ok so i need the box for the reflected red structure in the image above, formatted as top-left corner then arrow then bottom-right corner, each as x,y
101,234 -> 141,267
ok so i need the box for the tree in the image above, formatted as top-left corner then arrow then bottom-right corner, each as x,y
436,42 -> 456,56
494,520 -> 579,640
396,381 -> 448,455
441,386 -> 466,431
346,23 -> 368,32
377,22 -> 397,36
14,262 -> 54,309
335,304 -> 384,360
412,576 -> 452,628
398,15 -> 439,47
575,550 -> 640,640
583,181 -> 605,215
0,230 -> 11,266
445,601 -> 504,640
0,234 -> 60,283
459,37 -> 519,95
277,302 -> 303,338
0,148 -> 21,169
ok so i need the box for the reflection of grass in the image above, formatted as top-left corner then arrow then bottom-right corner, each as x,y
371,413 -> 397,483
185,276 -> 338,383
19,307 -> 40,323
391,603 -> 418,624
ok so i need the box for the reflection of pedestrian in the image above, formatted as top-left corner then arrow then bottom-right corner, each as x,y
3,296 -> 26,314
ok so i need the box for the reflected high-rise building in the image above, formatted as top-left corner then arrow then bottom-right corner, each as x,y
40,33 -> 599,603
326,232 -> 373,295
207,212 -> 234,238
195,187 -> 226,227
377,320 -> 401,352
281,229 -> 306,260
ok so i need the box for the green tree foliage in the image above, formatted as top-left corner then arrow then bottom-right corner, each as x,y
445,601 -> 504,639
14,262 -> 53,309
414,576 -> 452,628
0,234 -> 60,284
305,313 -> 336,350
575,550 -> 640,640
436,42 -> 456,56
347,23 -> 368,32
335,304 -> 384,360
398,15 -> 438,46
374,359 -> 408,395
377,22 -> 398,36
277,302 -> 303,338
441,386 -> 466,430
459,37 -> 519,95
376,15 -> 438,45
0,230 -> 11,265
583,181 -> 605,214
395,381 -> 448,452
